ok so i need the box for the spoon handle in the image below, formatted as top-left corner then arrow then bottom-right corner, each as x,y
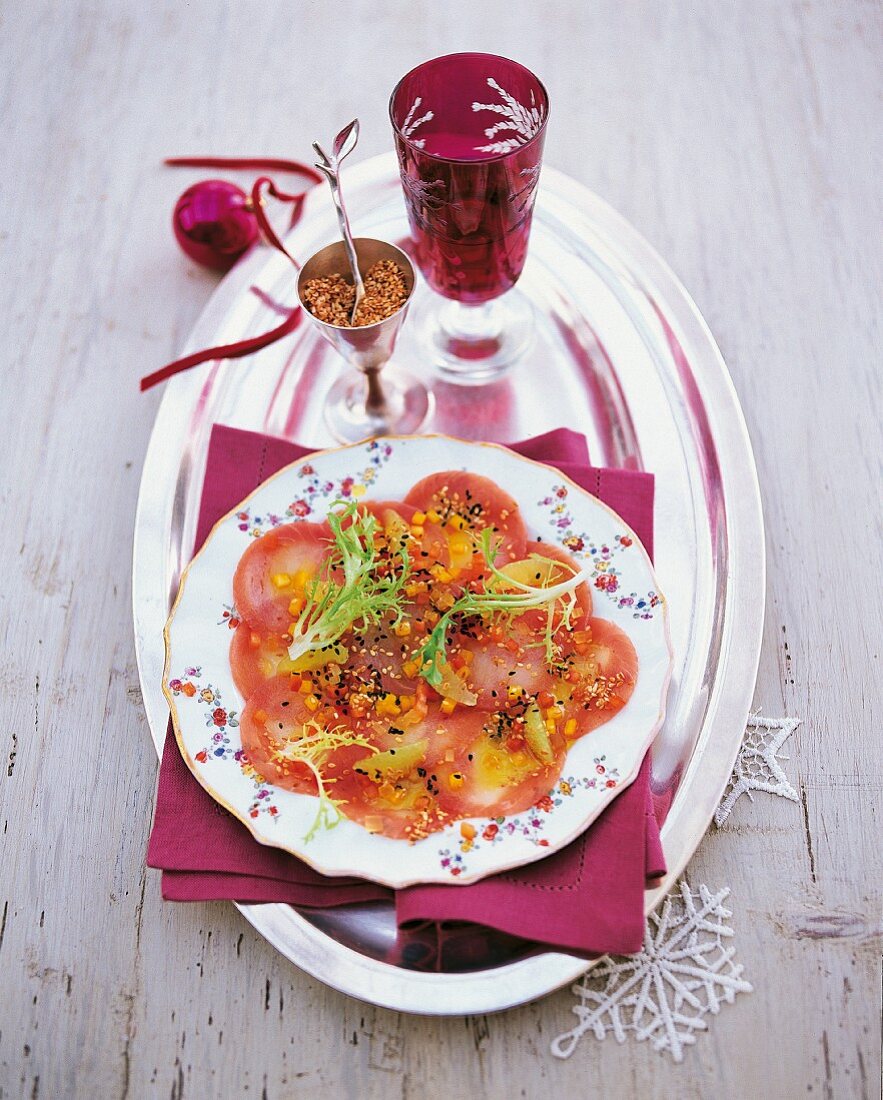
313,120 -> 366,315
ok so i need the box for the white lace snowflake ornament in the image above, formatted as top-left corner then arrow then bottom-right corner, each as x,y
714,716 -> 800,825
551,883 -> 753,1063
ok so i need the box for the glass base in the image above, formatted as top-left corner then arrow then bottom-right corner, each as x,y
418,292 -> 535,386
323,365 -> 433,443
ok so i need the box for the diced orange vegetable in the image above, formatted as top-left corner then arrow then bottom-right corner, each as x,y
460,822 -> 477,840
376,693 -> 402,717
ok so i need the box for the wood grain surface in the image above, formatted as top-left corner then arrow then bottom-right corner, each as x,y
1,1 -> 880,1097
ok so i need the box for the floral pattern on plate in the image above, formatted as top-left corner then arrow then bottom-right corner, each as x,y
438,757 -> 622,877
539,483 -> 661,618
164,436 -> 672,888
234,440 -> 395,538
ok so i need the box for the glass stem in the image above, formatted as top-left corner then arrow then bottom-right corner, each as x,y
439,299 -> 504,344
364,368 -> 387,417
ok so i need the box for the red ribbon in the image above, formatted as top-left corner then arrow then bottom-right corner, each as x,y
139,307 -> 304,392
163,157 -> 323,186
141,156 -> 321,392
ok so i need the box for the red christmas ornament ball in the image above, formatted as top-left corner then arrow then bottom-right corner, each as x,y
173,179 -> 259,270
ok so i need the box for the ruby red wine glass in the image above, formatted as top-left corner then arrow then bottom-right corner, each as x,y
390,53 -> 549,384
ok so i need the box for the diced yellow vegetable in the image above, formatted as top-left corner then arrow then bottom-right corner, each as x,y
288,597 -> 303,616
440,698 -> 457,715
425,509 -> 441,525
402,659 -> 419,678
376,693 -> 402,717
393,621 -> 411,637
271,573 -> 292,589
447,514 -> 466,530
564,718 -> 578,737
447,532 -> 473,571
411,511 -> 427,525
304,694 -> 320,712
448,772 -> 464,789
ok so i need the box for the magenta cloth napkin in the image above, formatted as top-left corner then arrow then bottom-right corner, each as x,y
147,424 -> 664,954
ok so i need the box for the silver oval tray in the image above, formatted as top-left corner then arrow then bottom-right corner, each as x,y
133,153 -> 765,1014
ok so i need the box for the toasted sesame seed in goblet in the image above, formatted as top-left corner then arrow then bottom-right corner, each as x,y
297,237 -> 433,443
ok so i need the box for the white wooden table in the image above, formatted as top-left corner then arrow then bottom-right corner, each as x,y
2,2 -> 880,1096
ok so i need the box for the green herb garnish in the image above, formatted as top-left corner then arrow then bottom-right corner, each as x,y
272,720 -> 378,841
287,500 -> 411,666
417,530 -> 588,698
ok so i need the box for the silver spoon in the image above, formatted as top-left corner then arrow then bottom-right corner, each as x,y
312,119 -> 365,323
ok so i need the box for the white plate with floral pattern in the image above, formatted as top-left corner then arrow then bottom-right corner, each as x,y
163,435 -> 673,887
